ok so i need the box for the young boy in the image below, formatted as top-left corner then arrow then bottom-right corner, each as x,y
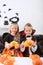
20,23 -> 37,57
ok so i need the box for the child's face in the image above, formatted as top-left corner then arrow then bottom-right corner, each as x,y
24,26 -> 32,36
10,24 -> 18,34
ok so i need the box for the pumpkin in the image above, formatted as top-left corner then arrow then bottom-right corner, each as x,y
23,40 -> 34,47
4,60 -> 14,65
29,54 -> 42,65
0,54 -> 15,65
3,54 -> 15,65
0,54 -> 8,63
10,41 -> 20,47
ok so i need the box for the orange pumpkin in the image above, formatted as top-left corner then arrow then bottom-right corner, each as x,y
23,40 -> 34,47
10,41 -> 20,47
0,54 -> 15,65
29,54 -> 42,65
0,54 -> 7,63
4,55 -> 15,65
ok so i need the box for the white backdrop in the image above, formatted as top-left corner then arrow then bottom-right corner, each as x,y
0,0 -> 43,35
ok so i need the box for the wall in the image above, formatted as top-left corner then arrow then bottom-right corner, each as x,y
0,0 -> 43,35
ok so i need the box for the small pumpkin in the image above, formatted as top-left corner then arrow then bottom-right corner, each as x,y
23,40 -> 34,47
29,54 -> 42,65
10,41 -> 20,47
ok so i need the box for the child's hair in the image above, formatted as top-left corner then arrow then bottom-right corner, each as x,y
24,23 -> 33,29
24,23 -> 32,30
9,23 -> 20,43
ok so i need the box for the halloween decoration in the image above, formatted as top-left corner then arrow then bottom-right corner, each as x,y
4,20 -> 9,25
4,16 -> 8,18
29,54 -> 42,65
0,3 -> 19,26
8,8 -> 12,11
4,16 -> 9,25
23,40 -> 34,47
0,15 -> 1,17
0,54 -> 15,65
10,41 -> 20,47
16,13 -> 18,16
3,4 -> 6,6
9,16 -> 19,23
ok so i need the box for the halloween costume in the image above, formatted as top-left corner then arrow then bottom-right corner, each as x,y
2,33 -> 23,57
20,35 -> 37,57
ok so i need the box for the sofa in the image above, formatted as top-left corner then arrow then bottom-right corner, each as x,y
0,30 -> 43,57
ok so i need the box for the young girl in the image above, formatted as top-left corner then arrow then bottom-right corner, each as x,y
2,23 -> 22,56
20,23 -> 37,57
2,23 -> 20,47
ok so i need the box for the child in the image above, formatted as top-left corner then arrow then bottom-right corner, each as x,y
2,23 -> 20,48
20,23 -> 37,57
2,23 -> 21,56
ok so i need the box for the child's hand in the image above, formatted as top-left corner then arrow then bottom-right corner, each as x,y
5,42 -> 11,49
15,45 -> 20,49
20,44 -> 24,48
31,44 -> 35,47
20,44 -> 25,52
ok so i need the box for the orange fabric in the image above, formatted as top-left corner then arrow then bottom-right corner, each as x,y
2,48 -> 14,56
2,48 -> 23,57
0,54 -> 15,65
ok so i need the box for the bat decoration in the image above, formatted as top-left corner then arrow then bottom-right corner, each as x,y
9,16 -> 19,23
0,11 -> 1,13
8,8 -> 12,11
0,15 -> 1,17
15,13 -> 18,16
4,20 -> 9,25
3,4 -> 6,6
4,16 -> 8,18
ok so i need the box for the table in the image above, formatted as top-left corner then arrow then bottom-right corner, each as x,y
14,57 -> 43,65
0,57 -> 43,65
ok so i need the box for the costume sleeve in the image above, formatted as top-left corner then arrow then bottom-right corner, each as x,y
2,33 -> 10,44
30,41 -> 37,52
